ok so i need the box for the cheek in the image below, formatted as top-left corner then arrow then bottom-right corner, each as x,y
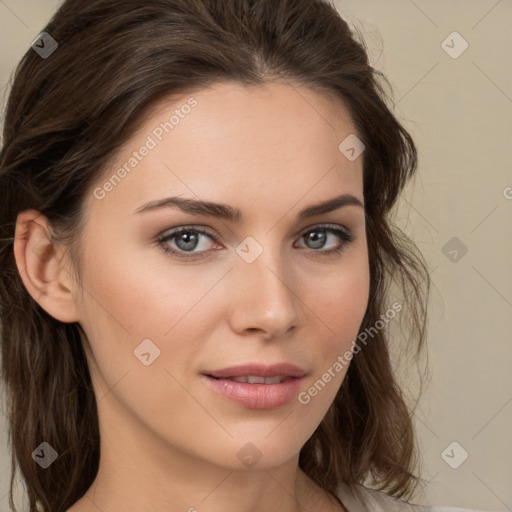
76,238 -> 231,389
299,253 -> 369,411
297,259 -> 369,413
75,244 -> 226,427
307,251 -> 370,346
79,237 -> 223,337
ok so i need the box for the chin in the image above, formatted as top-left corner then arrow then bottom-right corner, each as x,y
202,429 -> 311,472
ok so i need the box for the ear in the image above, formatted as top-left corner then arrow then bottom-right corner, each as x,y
13,209 -> 80,323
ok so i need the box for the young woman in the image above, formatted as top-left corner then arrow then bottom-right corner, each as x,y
0,1 -> 497,511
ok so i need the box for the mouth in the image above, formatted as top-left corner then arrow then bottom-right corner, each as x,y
201,363 -> 306,409
208,375 -> 293,384
203,362 -> 306,380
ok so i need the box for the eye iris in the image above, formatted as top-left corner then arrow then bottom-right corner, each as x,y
306,230 -> 326,249
176,231 -> 199,251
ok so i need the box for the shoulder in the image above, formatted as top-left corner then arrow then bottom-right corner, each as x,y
337,482 -> 497,512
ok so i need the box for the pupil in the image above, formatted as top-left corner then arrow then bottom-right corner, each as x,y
177,232 -> 198,251
307,231 -> 325,249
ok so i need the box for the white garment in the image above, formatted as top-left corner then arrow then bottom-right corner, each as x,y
337,482 -> 499,512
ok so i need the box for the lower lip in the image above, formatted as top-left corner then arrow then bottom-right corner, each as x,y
202,375 -> 304,409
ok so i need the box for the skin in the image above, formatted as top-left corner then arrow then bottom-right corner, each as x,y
14,81 -> 370,512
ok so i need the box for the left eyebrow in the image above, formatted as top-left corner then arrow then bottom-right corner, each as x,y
133,193 -> 364,222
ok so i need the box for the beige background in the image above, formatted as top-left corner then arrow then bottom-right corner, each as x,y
0,0 -> 511,510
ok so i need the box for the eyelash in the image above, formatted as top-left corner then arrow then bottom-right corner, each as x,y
156,224 -> 354,261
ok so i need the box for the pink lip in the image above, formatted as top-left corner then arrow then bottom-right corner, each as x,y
201,363 -> 306,409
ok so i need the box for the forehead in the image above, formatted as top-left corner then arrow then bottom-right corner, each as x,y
86,81 -> 363,220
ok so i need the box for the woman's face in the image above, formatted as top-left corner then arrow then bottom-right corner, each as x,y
73,81 -> 369,472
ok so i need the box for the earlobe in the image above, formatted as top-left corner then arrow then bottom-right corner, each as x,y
13,209 -> 80,323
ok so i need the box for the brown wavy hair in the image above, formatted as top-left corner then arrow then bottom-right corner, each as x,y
0,0 -> 431,510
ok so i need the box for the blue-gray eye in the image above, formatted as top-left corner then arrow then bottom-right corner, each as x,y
157,224 -> 353,261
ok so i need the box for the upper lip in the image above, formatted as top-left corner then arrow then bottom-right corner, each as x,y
203,363 -> 306,379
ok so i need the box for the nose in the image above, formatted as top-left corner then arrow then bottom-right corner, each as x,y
228,246 -> 300,340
